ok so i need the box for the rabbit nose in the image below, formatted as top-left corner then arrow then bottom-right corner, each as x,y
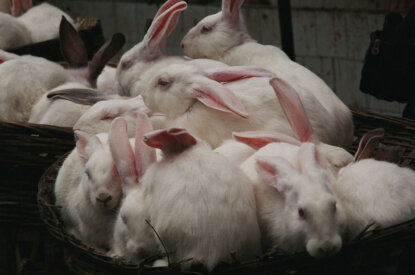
318,241 -> 339,256
96,193 -> 112,204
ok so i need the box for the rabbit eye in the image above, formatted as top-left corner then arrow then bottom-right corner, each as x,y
298,208 -> 306,219
157,78 -> 170,89
201,25 -> 213,34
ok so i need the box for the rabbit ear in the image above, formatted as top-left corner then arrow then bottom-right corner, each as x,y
47,88 -> 107,105
233,130 -> 301,149
187,76 -> 248,118
59,16 -> 88,68
109,117 -> 138,190
154,0 -> 183,19
354,128 -> 385,161
205,66 -> 275,83
140,1 -> 187,61
88,33 -> 126,87
144,128 -> 197,156
270,77 -> 313,143
134,112 -> 156,179
222,0 -> 244,24
0,50 -> 19,64
297,142 -> 326,173
74,130 -> 102,162
255,155 -> 297,194
9,0 -> 32,17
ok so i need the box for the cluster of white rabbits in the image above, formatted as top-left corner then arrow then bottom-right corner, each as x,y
2,0 -> 415,272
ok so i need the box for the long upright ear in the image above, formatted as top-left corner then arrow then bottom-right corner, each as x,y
74,130 -> 102,162
270,77 -> 313,143
222,0 -> 244,24
144,128 -> 197,156
88,33 -> 126,87
205,66 -> 275,83
354,128 -> 385,161
255,155 -> 297,194
153,0 -> 183,19
187,76 -> 248,118
9,0 -> 32,17
134,112 -> 156,179
59,16 -> 88,68
0,50 -> 19,64
233,130 -> 301,150
140,1 -> 187,61
297,142 -> 325,173
47,88 -> 108,105
109,117 -> 138,190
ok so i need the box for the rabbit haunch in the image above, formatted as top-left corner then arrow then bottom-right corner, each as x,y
0,0 -> 75,49
140,63 -> 343,148
181,0 -> 353,148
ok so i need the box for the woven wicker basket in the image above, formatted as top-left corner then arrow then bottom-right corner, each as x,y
37,110 -> 415,274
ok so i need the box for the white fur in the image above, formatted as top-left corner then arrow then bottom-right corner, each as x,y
138,140 -> 261,270
0,55 -> 75,121
97,65 -> 119,95
181,7 -> 353,148
140,63 -> 344,148
17,3 -> 75,43
240,142 -> 346,258
214,139 -> 255,165
334,159 -> 415,240
54,133 -> 122,249
0,12 -> 31,49
29,82 -> 91,126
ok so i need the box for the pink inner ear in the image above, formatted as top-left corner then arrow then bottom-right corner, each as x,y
144,128 -> 196,155
154,0 -> 183,19
10,0 -> 32,16
144,2 -> 187,56
205,66 -> 275,83
190,77 -> 248,118
109,118 -> 138,188
270,77 -> 313,143
233,131 -> 302,149
74,130 -> 102,162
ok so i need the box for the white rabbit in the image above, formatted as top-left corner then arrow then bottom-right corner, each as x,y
24,17 -> 125,123
17,2 -> 75,43
333,131 -> 415,241
213,139 -> 256,166
249,143 -> 347,258
97,65 -> 118,95
140,63 -> 347,149
131,127 -> 261,270
109,113 -> 160,263
181,0 -> 353,148
54,131 -> 122,250
0,0 -> 76,49
115,0 -> 226,98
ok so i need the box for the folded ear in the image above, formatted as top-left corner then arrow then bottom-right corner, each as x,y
354,128 -> 385,161
144,128 -> 197,156
59,16 -> 88,68
188,76 -> 248,118
88,33 -> 126,87
233,130 -> 301,149
74,130 -> 102,162
205,66 -> 275,83
134,112 -> 156,179
47,88 -> 107,105
255,155 -> 297,194
222,0 -> 244,25
270,77 -> 313,143
109,117 -> 138,190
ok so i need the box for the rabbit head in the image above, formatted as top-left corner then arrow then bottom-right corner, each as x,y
256,142 -> 346,258
74,131 -> 122,211
181,0 -> 251,60
116,0 -> 187,96
140,62 -> 274,119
